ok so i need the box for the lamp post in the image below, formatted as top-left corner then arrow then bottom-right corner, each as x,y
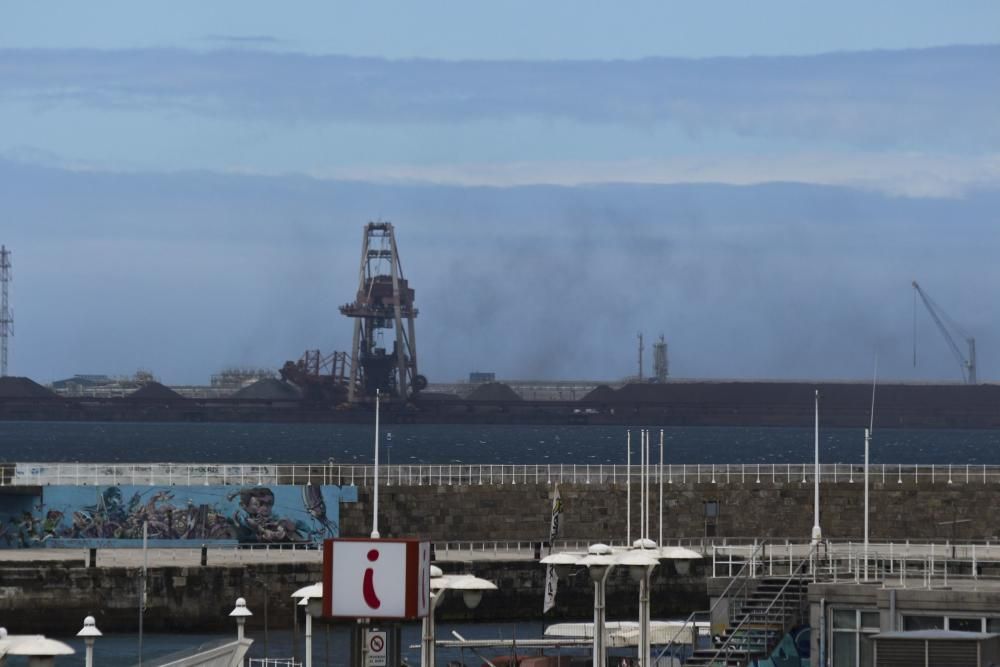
76,616 -> 102,667
581,545 -> 615,667
229,597 -> 252,642
542,549 -> 610,667
812,389 -> 822,545
617,549 -> 659,667
424,568 -> 497,667
291,583 -> 323,667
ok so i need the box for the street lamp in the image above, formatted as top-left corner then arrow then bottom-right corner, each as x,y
616,549 -> 659,667
424,567 -> 497,667
542,544 -> 617,667
292,583 -> 323,667
76,616 -> 102,667
581,545 -> 615,667
6,637 -> 75,667
229,597 -> 253,642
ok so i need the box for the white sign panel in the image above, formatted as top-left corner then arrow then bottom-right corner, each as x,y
330,541 -> 408,617
365,630 -> 387,667
324,538 -> 429,619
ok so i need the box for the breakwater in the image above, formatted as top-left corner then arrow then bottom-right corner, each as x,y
0,555 -> 705,635
4,469 -> 999,634
338,475 -> 1000,542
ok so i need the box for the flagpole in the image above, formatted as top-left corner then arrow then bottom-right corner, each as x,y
643,429 -> 650,543
626,430 -> 631,546
658,429 -> 664,547
372,388 -> 381,539
811,389 -> 822,544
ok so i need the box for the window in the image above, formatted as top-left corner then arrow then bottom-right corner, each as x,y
902,615 -> 1000,632
832,609 -> 880,667
903,615 -> 944,631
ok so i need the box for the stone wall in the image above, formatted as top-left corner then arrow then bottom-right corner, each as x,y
0,558 -> 706,635
0,560 -> 319,634
339,479 -> 1000,542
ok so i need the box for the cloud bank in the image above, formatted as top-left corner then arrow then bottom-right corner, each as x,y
1,45 -> 998,150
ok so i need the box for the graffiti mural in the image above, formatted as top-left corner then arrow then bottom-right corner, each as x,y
0,484 -> 357,548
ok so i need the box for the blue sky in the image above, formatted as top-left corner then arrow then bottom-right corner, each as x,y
1,3 -> 999,384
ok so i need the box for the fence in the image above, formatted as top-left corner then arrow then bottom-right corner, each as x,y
6,462 -> 1000,488
711,540 -> 1000,588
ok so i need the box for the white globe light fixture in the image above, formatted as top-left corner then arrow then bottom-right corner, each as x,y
76,615 -> 102,667
229,597 -> 253,642
7,637 -> 75,667
656,546 -> 702,576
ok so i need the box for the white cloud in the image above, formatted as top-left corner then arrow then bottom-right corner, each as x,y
284,152 -> 1000,198
1,46 -> 998,151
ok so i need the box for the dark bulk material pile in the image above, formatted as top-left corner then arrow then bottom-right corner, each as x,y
128,381 -> 187,401
581,385 -> 617,402
413,391 -> 461,402
231,378 -> 303,400
0,376 -> 59,399
467,382 -> 523,402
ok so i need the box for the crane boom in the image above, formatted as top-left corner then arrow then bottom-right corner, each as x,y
912,281 -> 977,384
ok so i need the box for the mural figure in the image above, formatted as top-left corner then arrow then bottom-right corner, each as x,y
232,487 -> 308,542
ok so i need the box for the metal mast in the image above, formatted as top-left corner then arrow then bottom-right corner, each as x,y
637,332 -> 644,381
912,281 -> 977,384
652,335 -> 669,382
340,222 -> 425,402
0,246 -> 11,377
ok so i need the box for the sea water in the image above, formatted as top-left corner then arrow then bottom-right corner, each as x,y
2,421 -> 1000,464
41,622 -> 547,667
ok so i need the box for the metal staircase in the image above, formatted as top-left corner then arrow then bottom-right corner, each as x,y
682,551 -> 813,667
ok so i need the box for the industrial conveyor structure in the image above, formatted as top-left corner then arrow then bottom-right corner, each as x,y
340,222 -> 426,403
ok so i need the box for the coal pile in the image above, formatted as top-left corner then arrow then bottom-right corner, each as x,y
0,376 -> 58,399
414,391 -> 461,402
128,382 -> 186,401
467,382 -> 522,401
581,385 -> 617,402
231,378 -> 303,401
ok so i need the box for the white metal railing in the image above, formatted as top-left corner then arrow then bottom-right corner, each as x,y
6,462 -> 1000,487
712,540 -> 1000,588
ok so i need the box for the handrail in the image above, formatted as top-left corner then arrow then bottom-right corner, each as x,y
654,541 -> 766,664
703,544 -> 817,666
7,462 -> 1000,488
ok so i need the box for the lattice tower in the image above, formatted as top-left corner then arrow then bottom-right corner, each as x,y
0,246 -> 11,377
339,222 -> 425,402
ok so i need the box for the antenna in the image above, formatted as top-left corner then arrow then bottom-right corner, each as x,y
0,246 -> 11,377
869,355 -> 878,434
637,332 -> 644,381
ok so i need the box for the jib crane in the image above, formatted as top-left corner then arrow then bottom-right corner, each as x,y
912,280 -> 977,384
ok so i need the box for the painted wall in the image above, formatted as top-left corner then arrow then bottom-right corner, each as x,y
0,484 -> 357,548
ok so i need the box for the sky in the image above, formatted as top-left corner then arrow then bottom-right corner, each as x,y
1,2 -> 999,384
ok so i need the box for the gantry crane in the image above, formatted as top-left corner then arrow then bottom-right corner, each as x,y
912,281 -> 977,384
339,222 -> 426,402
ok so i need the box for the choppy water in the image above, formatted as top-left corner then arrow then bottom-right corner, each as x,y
2,421 -> 1000,464
37,622 -> 546,667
